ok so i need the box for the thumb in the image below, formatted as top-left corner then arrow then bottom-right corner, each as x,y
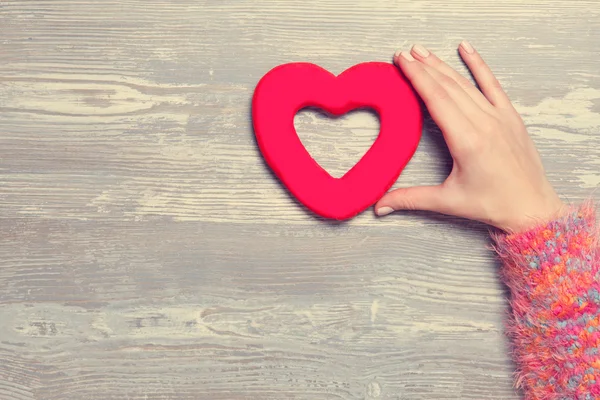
375,185 -> 449,216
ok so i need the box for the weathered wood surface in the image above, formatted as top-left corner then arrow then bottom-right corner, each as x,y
1,1 -> 599,399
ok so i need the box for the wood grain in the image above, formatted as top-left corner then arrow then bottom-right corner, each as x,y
1,0 -> 599,399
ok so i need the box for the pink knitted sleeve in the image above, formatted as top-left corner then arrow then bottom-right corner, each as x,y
494,204 -> 600,399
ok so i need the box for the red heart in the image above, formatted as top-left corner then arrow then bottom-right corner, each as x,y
252,62 -> 422,220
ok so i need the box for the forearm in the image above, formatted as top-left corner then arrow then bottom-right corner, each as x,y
494,203 -> 600,399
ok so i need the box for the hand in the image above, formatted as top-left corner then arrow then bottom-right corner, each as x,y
375,42 -> 565,233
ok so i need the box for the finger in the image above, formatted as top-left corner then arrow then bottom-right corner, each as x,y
375,185 -> 452,215
458,41 -> 513,108
409,52 -> 488,126
394,51 -> 475,151
409,44 -> 493,111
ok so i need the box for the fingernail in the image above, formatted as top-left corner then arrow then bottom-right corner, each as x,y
394,49 -> 402,60
460,40 -> 474,54
412,44 -> 430,58
400,51 -> 415,62
376,206 -> 394,216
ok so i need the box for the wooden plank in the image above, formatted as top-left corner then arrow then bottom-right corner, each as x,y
1,0 -> 599,398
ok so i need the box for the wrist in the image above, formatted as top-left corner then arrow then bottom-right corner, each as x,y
499,197 -> 566,234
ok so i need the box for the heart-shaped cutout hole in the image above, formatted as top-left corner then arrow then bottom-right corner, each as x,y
294,107 -> 380,178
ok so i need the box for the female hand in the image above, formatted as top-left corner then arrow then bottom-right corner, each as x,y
375,42 -> 565,233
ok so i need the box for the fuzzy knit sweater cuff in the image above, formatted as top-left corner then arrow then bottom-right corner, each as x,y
494,203 -> 600,400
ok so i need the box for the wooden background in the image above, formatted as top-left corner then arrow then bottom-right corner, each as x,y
1,1 -> 599,399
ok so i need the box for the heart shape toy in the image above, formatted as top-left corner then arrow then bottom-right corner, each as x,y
252,62 -> 422,220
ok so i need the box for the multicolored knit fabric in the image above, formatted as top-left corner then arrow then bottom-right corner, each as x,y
494,203 -> 600,400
